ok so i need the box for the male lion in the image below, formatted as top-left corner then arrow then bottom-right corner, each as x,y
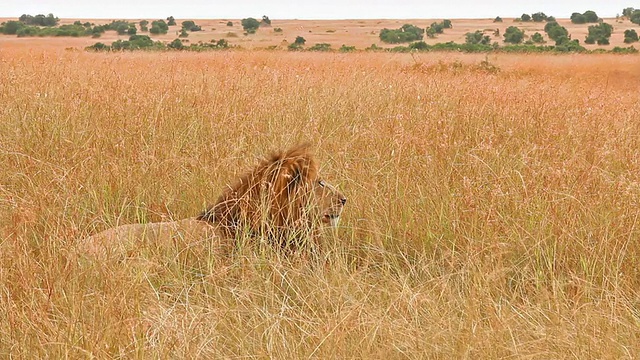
82,143 -> 346,259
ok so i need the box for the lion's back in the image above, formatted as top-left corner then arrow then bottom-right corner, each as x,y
81,218 -> 219,260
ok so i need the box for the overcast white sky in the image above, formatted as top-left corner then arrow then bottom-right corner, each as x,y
1,1 -> 634,20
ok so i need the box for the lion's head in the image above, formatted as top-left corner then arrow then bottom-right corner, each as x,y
197,143 -> 346,248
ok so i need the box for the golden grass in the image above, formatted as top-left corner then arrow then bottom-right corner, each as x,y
1,47 -> 640,358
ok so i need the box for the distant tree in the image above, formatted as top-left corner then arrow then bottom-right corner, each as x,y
631,10 -> 640,24
116,34 -> 155,49
583,10 -> 599,23
150,20 -> 169,34
531,32 -> 545,43
166,16 -> 176,26
624,29 -> 639,43
465,30 -> 491,45
139,20 -> 149,32
547,16 -> 556,22
116,24 -> 129,35
19,13 -> 59,26
179,29 -> 189,38
90,26 -> 103,37
1,21 -> 24,35
168,38 -> 184,49
428,21 -> 446,37
585,22 -> 613,44
294,36 -> 306,45
226,21 -> 233,27
443,19 -> 452,28
181,20 -> 201,31
571,12 -> 587,24
379,24 -> 424,43
493,16 -> 503,23
520,13 -> 531,22
555,39 -> 585,52
623,7 -> 635,18
531,12 -> 548,22
127,25 -> 137,35
503,26 -> 525,44
544,22 -> 570,44
241,18 -> 261,33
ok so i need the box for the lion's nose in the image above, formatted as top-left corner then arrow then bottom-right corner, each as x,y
340,198 -> 347,206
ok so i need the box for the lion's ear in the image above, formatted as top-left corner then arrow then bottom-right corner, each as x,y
290,156 -> 317,187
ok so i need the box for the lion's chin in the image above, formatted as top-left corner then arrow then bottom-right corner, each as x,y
323,215 -> 341,228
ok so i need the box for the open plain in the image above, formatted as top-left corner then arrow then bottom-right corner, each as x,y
1,19 -> 640,357
2,17 -> 640,50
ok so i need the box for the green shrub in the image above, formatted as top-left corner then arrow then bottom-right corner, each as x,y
2,20 -> 24,34
339,45 -> 356,52
150,20 -> 169,34
308,43 -> 331,51
531,12 -> 548,22
612,46 -> 638,53
182,20 -> 201,31
503,26 -> 525,44
544,22 -> 569,43
531,32 -> 545,43
624,29 -> 639,43
379,24 -> 424,43
572,10 -> 599,24
168,38 -> 184,49
408,41 -> 429,50
571,13 -> 586,24
242,18 -> 260,33
585,22 -> 613,45
19,13 -> 58,26
465,31 -> 491,45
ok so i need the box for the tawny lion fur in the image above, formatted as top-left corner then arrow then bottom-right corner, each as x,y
81,143 -> 346,259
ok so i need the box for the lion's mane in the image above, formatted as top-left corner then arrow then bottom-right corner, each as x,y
197,143 -> 321,246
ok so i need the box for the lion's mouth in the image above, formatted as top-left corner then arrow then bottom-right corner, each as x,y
323,214 -> 341,227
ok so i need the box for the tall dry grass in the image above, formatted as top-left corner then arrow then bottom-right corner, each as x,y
1,48 -> 640,358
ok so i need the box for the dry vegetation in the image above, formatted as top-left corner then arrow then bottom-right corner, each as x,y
1,46 -> 640,358
2,17 -> 640,50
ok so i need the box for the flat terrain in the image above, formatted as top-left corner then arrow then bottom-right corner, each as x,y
1,37 -> 640,357
1,17 -> 640,50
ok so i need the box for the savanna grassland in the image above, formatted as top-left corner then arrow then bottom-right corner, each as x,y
2,16 -> 640,50
1,45 -> 640,358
